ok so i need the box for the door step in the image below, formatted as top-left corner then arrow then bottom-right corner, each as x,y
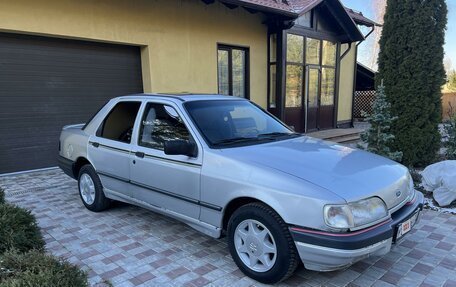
306,128 -> 363,144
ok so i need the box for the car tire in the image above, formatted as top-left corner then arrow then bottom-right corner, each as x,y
78,164 -> 110,212
227,202 -> 299,284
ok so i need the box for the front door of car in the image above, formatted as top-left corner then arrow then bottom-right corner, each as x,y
88,101 -> 142,200
129,101 -> 202,219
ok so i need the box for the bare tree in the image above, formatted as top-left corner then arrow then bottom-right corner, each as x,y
369,0 -> 386,70
444,55 -> 453,73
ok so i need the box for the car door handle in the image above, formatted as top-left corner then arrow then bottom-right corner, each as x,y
91,142 -> 100,148
135,151 -> 145,158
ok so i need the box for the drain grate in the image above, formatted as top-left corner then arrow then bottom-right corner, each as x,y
6,187 -> 47,197
5,183 -> 76,198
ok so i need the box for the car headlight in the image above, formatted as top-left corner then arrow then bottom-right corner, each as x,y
324,197 -> 388,230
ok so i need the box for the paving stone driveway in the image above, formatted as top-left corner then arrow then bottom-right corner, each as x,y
1,169 -> 456,287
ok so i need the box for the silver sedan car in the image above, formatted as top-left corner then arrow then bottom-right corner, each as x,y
58,94 -> 423,284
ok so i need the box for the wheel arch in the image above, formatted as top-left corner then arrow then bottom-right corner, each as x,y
222,197 -> 281,231
72,157 -> 92,178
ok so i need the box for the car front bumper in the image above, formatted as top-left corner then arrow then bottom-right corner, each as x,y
290,192 -> 424,272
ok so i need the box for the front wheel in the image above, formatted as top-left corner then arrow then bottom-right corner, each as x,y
78,164 -> 110,212
227,203 -> 299,284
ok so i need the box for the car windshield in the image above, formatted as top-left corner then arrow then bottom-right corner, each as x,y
184,100 -> 299,147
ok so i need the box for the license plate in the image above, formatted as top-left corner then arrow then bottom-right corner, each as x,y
396,210 -> 420,241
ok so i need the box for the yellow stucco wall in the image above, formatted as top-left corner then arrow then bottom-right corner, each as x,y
337,43 -> 356,122
0,0 -> 268,107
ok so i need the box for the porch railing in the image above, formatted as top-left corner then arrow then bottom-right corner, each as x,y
353,90 -> 376,119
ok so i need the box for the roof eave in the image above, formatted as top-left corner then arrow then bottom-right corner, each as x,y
220,0 -> 298,18
295,0 -> 324,16
325,0 -> 365,42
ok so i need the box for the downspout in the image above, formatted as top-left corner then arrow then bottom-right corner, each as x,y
357,26 -> 375,47
340,42 -> 352,60
350,45 -> 359,128
340,24 -> 373,60
350,25 -> 375,127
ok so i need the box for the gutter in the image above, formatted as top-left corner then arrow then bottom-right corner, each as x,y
357,26 -> 375,47
340,25 -> 375,59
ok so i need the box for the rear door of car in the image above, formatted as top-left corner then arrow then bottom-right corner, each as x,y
88,100 -> 142,199
129,100 -> 202,219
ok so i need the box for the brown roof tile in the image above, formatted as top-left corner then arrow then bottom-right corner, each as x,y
345,7 -> 380,27
233,0 -> 377,27
236,0 -> 321,14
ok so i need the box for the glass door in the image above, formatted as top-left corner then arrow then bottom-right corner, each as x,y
282,34 -> 338,132
305,66 -> 320,132
318,40 -> 337,129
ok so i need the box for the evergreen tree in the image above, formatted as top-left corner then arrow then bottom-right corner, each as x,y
377,0 -> 447,166
360,82 -> 403,162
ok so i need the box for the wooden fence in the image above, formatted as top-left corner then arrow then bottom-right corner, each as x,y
442,92 -> 456,120
354,91 -> 456,121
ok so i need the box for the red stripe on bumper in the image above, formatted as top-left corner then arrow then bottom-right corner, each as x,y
290,219 -> 393,237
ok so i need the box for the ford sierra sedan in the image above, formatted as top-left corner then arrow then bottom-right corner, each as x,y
58,94 -> 423,283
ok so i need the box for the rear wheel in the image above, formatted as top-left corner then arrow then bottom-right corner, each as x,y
227,203 -> 299,284
78,164 -> 110,212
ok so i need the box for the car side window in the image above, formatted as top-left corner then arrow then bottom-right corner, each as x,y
97,101 -> 141,143
138,103 -> 191,151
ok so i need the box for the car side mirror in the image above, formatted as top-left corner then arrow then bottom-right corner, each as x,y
164,140 -> 197,157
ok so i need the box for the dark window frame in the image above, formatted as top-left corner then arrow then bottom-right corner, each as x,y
217,44 -> 250,99
280,32 -> 340,117
137,102 -> 192,152
294,10 -> 314,29
96,100 -> 142,144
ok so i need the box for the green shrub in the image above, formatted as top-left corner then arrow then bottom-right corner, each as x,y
0,188 -> 4,205
0,204 -> 45,254
360,82 -> 403,162
0,249 -> 88,287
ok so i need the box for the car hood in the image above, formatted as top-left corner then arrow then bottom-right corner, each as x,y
220,136 -> 411,209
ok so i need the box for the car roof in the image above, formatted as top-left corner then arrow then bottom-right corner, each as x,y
117,93 -> 245,103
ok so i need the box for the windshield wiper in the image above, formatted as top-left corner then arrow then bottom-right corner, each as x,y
213,133 -> 300,146
257,132 -> 301,139
212,137 -> 259,146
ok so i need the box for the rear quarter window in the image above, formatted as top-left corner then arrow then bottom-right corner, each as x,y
96,101 -> 141,143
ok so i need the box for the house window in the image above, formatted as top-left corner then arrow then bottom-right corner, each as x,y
269,65 -> 277,108
287,34 -> 304,64
286,65 -> 304,107
322,40 -> 337,66
269,34 -> 277,108
321,40 -> 337,106
295,11 -> 313,28
285,34 -> 305,108
217,45 -> 249,98
306,38 -> 321,65
284,35 -> 338,109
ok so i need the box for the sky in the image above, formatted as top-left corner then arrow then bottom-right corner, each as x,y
340,0 -> 456,72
